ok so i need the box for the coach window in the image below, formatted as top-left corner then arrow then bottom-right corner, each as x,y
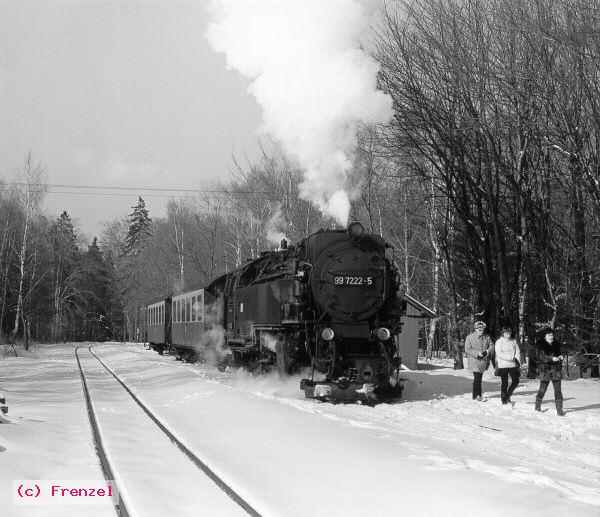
191,296 -> 196,322
185,298 -> 190,322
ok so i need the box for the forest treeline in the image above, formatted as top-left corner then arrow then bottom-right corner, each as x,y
1,0 -> 598,354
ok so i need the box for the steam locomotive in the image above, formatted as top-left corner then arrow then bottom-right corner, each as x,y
143,222 -> 406,402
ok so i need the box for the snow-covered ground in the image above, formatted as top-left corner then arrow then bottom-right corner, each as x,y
1,342 -> 599,517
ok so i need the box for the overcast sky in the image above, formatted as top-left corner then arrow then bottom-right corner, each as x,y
0,0 -> 262,240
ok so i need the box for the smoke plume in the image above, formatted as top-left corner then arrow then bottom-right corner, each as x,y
206,0 -> 392,225
265,203 -> 288,246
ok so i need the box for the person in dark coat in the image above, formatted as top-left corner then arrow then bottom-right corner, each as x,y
464,320 -> 493,401
535,328 -> 565,416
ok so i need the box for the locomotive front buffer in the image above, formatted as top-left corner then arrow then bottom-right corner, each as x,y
300,376 -> 406,404
300,323 -> 406,403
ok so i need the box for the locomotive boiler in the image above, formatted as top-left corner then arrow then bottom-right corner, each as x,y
206,222 -> 406,402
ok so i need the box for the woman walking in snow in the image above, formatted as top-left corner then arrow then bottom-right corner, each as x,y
535,328 -> 565,416
494,326 -> 521,405
465,321 -> 493,401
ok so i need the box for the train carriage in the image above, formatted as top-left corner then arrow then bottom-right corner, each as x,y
171,287 -> 209,361
146,297 -> 171,355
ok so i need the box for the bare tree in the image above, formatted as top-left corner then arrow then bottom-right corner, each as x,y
11,153 -> 45,349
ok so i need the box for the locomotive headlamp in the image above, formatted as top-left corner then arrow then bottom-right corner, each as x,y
321,327 -> 335,341
347,222 -> 364,237
376,327 -> 391,341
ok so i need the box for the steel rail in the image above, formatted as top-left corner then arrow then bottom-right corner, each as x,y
74,346 -> 131,517
87,345 -> 264,517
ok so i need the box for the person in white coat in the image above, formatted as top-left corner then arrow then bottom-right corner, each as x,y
494,326 -> 521,405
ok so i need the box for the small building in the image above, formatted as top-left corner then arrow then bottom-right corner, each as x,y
397,294 -> 436,370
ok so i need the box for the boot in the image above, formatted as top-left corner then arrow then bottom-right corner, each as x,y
556,399 -> 565,416
535,397 -> 543,412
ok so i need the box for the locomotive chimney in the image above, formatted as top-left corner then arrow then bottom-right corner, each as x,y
280,239 -> 288,250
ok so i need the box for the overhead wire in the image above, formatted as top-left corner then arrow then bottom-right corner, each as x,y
1,182 -> 272,197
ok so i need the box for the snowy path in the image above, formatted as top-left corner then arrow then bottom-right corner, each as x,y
93,343 -> 600,517
2,343 -> 599,517
0,345 -> 113,517
76,346 -> 250,517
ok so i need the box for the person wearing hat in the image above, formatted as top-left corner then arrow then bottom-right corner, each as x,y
464,320 -> 493,400
534,328 -> 565,416
494,325 -> 521,405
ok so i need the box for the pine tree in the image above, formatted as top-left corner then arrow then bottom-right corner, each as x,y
81,237 -> 113,340
124,196 -> 152,255
121,197 -> 153,341
49,211 -> 82,341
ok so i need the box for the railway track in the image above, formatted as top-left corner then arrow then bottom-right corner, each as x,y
75,345 -> 263,517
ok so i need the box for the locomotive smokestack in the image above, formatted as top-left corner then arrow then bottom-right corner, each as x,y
280,239 -> 288,250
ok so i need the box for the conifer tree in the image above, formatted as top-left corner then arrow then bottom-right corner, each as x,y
121,196 -> 153,340
81,237 -> 113,340
125,196 -> 152,255
49,211 -> 82,340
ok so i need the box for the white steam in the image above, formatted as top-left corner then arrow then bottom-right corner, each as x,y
206,0 -> 392,225
265,204 -> 288,246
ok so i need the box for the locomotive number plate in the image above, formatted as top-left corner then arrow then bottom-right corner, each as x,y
333,275 -> 374,286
